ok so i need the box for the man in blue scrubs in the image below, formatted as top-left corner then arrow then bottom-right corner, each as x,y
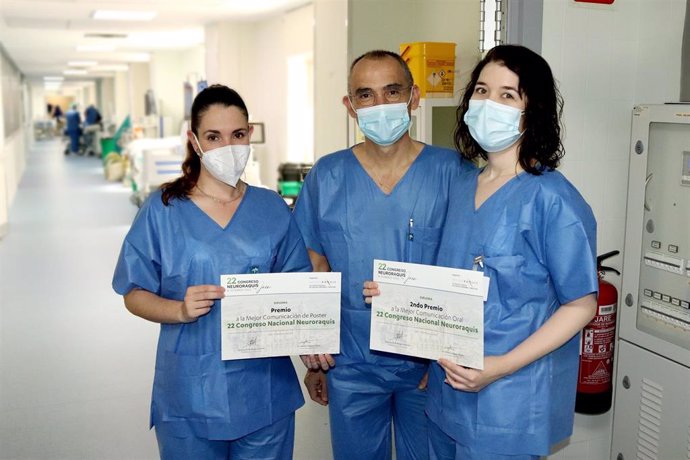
293,50 -> 474,460
64,104 -> 82,154
83,104 -> 102,156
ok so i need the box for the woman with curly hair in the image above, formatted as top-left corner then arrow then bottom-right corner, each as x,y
344,44 -> 600,460
420,44 -> 599,459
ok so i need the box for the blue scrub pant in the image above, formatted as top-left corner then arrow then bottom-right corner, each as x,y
156,413 -> 295,460
429,419 -> 540,460
66,130 -> 81,153
327,364 -> 428,460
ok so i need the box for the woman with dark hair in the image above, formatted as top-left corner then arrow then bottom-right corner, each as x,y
364,45 -> 598,459
425,44 -> 599,459
113,84 -> 310,459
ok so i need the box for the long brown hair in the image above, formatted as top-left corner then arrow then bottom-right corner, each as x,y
160,84 -> 249,205
454,45 -> 564,175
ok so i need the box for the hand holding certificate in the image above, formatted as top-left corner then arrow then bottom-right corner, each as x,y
370,260 -> 489,369
221,272 -> 341,360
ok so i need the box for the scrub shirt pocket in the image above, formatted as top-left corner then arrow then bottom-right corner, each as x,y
477,366 -> 536,432
482,254 -> 525,312
321,231 -> 347,263
408,226 -> 442,264
232,236 -> 274,274
321,230 -> 352,295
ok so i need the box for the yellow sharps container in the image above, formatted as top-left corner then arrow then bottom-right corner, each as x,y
400,42 -> 456,97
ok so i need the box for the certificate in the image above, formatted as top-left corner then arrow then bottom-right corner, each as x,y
370,259 -> 488,369
221,272 -> 341,360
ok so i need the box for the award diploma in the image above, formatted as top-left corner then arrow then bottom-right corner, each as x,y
221,272 -> 341,360
370,259 -> 488,369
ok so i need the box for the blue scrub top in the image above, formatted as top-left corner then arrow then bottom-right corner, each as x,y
85,105 -> 101,125
293,145 -> 475,369
113,186 -> 309,441
426,168 -> 598,456
65,109 -> 81,133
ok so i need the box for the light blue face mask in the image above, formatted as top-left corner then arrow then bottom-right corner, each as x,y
355,101 -> 411,147
464,99 -> 524,153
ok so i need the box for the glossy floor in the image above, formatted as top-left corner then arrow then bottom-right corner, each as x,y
0,139 -> 331,459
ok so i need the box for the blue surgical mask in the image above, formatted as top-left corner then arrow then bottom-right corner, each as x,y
464,99 -> 524,153
355,101 -> 411,147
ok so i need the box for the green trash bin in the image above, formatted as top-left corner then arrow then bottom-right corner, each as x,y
101,115 -> 132,160
101,137 -> 116,159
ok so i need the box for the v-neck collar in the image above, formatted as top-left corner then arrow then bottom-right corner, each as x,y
187,184 -> 251,231
473,167 -> 528,213
348,144 -> 428,196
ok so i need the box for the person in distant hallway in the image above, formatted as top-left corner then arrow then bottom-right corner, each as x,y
52,104 -> 64,136
83,104 -> 103,156
64,104 -> 82,155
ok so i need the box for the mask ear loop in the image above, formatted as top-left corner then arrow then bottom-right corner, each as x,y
191,132 -> 205,157
405,88 -> 414,108
240,145 -> 250,184
347,95 -> 361,116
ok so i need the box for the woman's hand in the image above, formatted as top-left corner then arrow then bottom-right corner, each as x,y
362,281 -> 380,304
180,284 -> 225,323
300,354 -> 336,371
304,369 -> 329,406
437,355 -> 508,392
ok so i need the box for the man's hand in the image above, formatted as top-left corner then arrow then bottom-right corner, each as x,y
304,369 -> 329,406
363,281 -> 380,304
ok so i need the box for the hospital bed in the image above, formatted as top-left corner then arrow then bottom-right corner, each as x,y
123,137 -> 184,206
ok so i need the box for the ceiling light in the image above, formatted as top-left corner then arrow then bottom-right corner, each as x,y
84,33 -> 128,39
91,10 -> 157,21
94,64 -> 129,72
68,61 -> 98,67
43,76 -> 64,81
76,45 -> 116,52
63,69 -> 88,76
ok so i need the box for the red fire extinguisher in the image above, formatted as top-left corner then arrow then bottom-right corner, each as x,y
575,250 -> 620,415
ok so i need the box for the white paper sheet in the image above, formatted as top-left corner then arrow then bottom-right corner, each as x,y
221,272 -> 341,360
371,259 -> 488,369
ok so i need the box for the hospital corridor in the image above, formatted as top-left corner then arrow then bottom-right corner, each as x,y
0,139 -> 331,459
2,0 -> 690,459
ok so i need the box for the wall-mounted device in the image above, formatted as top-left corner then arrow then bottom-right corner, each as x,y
611,104 -> 690,459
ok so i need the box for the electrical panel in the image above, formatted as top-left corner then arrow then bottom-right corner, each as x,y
611,104 -> 690,459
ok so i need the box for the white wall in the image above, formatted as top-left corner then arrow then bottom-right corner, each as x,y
82,82 -> 95,108
29,82 -> 47,122
348,0 -> 481,99
128,62 -> 151,126
205,21 -> 254,90
114,70 -> 130,128
100,77 -> 116,126
314,0 -> 349,158
205,4 -> 314,189
0,52 -> 27,239
0,54 -> 7,238
150,46 -> 205,135
541,1 -> 686,459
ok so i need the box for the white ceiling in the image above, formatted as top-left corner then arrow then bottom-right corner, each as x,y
0,0 -> 309,83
